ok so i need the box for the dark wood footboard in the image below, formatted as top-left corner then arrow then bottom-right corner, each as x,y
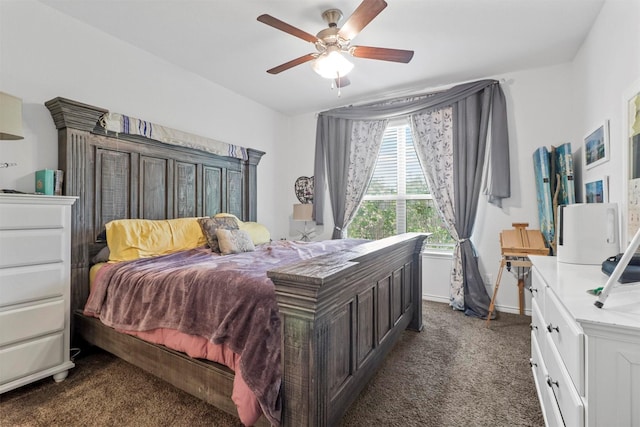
269,233 -> 426,426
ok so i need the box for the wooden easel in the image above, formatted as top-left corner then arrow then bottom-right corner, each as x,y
486,223 -> 549,327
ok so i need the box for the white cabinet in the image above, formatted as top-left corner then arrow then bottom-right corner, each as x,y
0,194 -> 77,393
530,256 -> 640,427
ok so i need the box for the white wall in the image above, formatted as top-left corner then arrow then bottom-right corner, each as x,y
467,0 -> 638,313
469,0 -> 637,313
0,0 -> 288,236
271,111 -> 334,240
571,0 -> 640,244
474,64 -> 576,314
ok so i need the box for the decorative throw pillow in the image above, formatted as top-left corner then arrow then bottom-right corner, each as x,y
91,246 -> 111,264
216,229 -> 255,255
214,213 -> 271,245
198,217 -> 239,252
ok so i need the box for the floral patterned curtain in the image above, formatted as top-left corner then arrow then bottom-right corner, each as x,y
339,120 -> 388,238
410,108 -> 464,310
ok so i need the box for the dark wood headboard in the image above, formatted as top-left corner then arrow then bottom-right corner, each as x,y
45,97 -> 265,317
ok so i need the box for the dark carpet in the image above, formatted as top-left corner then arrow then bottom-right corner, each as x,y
0,301 -> 544,426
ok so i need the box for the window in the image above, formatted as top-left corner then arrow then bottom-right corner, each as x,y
347,121 -> 454,248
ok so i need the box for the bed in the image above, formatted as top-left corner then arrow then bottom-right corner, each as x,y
45,97 -> 427,426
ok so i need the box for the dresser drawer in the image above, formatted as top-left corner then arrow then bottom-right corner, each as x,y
0,299 -> 65,346
0,264 -> 65,307
0,229 -> 65,268
0,203 -> 66,230
531,333 -> 564,427
545,289 -> 584,395
531,299 -> 546,356
530,267 -> 546,314
545,334 -> 584,427
0,333 -> 64,384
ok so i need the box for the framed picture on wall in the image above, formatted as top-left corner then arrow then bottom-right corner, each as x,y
584,176 -> 608,203
584,120 -> 610,169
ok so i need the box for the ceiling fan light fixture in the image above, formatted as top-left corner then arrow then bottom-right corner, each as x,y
312,50 -> 354,79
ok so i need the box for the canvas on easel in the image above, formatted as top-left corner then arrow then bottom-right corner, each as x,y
486,223 -> 548,326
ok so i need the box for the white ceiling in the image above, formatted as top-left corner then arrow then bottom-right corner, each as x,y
39,0 -> 604,115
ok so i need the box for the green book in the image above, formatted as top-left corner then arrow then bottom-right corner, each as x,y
35,169 -> 54,195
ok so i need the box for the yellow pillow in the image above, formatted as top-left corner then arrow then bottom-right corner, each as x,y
214,213 -> 271,245
106,217 -> 207,262
240,222 -> 271,245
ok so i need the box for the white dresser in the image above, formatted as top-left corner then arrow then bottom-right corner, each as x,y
529,255 -> 640,427
0,194 -> 77,393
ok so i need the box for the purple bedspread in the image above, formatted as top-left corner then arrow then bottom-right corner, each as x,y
84,239 -> 366,426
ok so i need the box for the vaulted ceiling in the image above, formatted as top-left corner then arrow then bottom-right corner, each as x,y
39,0 -> 604,115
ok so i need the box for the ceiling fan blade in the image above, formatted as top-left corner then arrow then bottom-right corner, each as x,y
267,53 -> 317,74
351,46 -> 414,63
338,0 -> 388,41
257,14 -> 320,44
335,76 -> 351,88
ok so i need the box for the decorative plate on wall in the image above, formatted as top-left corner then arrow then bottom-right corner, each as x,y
295,176 -> 314,204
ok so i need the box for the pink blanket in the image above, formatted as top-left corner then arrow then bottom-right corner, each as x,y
84,239 -> 366,426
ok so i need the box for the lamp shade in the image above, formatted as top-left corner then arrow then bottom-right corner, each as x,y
293,203 -> 313,221
0,92 -> 24,140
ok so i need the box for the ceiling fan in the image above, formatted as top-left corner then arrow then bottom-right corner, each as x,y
257,0 -> 414,88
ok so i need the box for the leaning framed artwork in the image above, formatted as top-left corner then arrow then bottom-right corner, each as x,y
584,120 -> 610,169
584,176 -> 608,203
624,78 -> 640,244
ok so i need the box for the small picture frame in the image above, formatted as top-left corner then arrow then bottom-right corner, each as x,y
584,120 -> 610,169
584,176 -> 609,203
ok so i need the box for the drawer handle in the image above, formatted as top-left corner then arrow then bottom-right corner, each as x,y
529,358 -> 537,368
546,323 -> 559,333
546,376 -> 559,388
528,287 -> 538,294
530,323 -> 538,331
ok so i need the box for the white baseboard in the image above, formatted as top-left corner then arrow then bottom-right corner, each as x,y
423,294 -> 449,304
422,295 -> 531,316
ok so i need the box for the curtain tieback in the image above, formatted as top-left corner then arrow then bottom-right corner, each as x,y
458,238 -> 468,243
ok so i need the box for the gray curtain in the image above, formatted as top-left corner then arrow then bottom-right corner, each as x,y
314,79 -> 510,225
450,88 -> 499,318
314,116 -> 387,238
314,79 -> 509,318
